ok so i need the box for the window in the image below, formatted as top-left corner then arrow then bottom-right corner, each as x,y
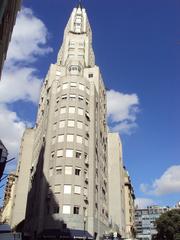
73,206 -> 80,215
53,206 -> 59,214
55,109 -> 58,117
62,83 -> 68,89
78,108 -> 83,115
69,107 -> 75,114
66,149 -> 73,158
70,82 -> 77,88
68,120 -> 75,127
76,135 -> 83,144
51,151 -> 55,159
52,137 -> 56,145
64,185 -> 71,194
69,94 -> 76,100
85,111 -> 90,121
54,184 -> 61,193
63,205 -> 71,214
78,95 -> 84,101
75,168 -> 81,176
60,107 -> 66,114
74,186 -> 81,194
65,166 -> 72,175
84,188 -> 88,196
58,134 -> 64,142
67,134 -> 74,142
76,151 -> 82,159
57,149 -> 63,157
56,97 -> 60,104
56,166 -> 62,175
49,168 -> 53,177
56,71 -> 61,76
61,94 -> 67,100
77,121 -> 83,129
79,83 -> 85,91
84,153 -> 88,160
88,74 -> 93,78
86,99 -> 89,106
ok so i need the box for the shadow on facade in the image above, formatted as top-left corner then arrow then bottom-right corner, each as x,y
15,142 -> 92,240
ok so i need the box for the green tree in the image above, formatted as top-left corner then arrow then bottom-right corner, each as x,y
155,209 -> 180,240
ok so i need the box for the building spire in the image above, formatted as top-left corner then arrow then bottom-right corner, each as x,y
77,0 -> 83,9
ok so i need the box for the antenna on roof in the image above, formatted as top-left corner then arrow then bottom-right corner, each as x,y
77,0 -> 83,8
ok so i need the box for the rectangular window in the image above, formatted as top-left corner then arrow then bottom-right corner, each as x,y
79,83 -> 85,91
70,82 -> 77,88
76,135 -> 83,144
88,74 -> 93,78
67,134 -> 74,142
57,149 -> 63,157
74,186 -> 81,194
75,168 -> 81,176
64,185 -> 71,194
61,94 -> 67,100
78,95 -> 84,101
69,107 -> 75,114
77,121 -> 83,129
60,107 -> 66,114
62,83 -> 68,89
57,85 -> 61,92
56,97 -> 60,104
63,205 -> 71,214
58,134 -> 64,142
59,120 -> 65,128
56,166 -> 62,175
69,94 -> 76,100
66,149 -> 73,158
78,108 -> 83,116
56,71 -> 61,76
52,137 -> 56,145
73,206 -> 80,215
53,206 -> 59,214
65,166 -> 72,175
68,120 -> 75,127
55,109 -> 58,117
54,184 -> 61,193
84,188 -> 88,196
51,151 -> 55,158
86,99 -> 89,106
76,151 -> 82,159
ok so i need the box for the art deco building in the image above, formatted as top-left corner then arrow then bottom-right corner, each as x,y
12,4 -> 109,240
0,0 -> 21,79
108,133 -> 126,238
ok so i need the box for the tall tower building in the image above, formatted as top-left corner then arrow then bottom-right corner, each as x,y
12,4 -> 109,240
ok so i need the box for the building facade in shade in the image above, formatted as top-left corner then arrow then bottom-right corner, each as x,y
1,172 -> 16,224
12,4 -> 109,240
135,205 -> 169,240
107,133 -> 126,238
0,140 -> 8,180
0,0 -> 21,79
124,168 -> 136,239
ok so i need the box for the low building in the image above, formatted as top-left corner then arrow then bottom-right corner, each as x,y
135,205 -> 169,240
124,169 -> 135,239
0,140 -> 8,179
1,172 -> 16,224
0,0 -> 21,79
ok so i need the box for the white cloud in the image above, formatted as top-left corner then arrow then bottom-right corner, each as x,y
0,104 -> 25,158
0,7 -> 52,161
135,198 -> 155,209
140,165 -> 180,196
6,7 -> 52,63
107,89 -> 139,134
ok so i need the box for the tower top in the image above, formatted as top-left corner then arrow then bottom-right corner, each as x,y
77,0 -> 83,9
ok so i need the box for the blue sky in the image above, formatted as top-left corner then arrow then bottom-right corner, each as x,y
0,0 -> 179,208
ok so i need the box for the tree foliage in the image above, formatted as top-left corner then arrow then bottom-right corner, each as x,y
155,209 -> 180,240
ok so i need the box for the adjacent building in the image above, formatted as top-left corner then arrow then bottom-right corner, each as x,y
108,133 -> 126,238
12,4 -> 108,240
0,0 -> 21,79
135,205 -> 169,240
1,172 -> 16,224
124,168 -> 136,239
0,140 -> 8,179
